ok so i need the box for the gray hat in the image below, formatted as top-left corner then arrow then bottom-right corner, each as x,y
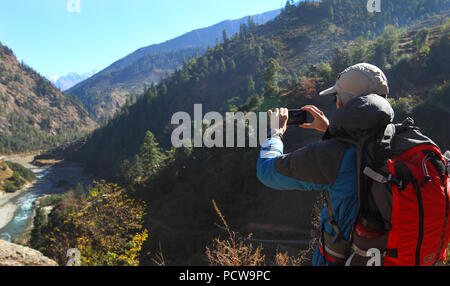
319,63 -> 389,104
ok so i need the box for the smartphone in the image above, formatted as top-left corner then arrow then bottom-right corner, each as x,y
287,109 -> 307,126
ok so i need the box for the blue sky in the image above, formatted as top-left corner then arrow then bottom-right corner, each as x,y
0,0 -> 285,79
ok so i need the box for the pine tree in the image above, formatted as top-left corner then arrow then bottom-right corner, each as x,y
247,75 -> 255,94
263,58 -> 281,99
240,24 -> 247,39
229,59 -> 236,71
119,159 -> 134,185
220,58 -> 227,74
331,47 -> 352,74
139,131 -> 163,177
160,83 -> 168,95
133,154 -> 144,179
222,29 -> 229,43
247,17 -> 257,34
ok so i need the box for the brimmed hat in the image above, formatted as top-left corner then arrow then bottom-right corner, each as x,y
319,63 -> 389,104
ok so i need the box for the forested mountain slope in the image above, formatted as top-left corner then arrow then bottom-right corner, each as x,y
0,43 -> 97,154
74,0 -> 450,178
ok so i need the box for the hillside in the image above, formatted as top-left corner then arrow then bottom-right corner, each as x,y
0,43 -> 98,154
137,20 -> 450,266
73,0 -> 450,179
67,9 -> 281,120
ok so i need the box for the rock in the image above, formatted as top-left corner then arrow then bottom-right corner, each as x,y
0,240 -> 58,266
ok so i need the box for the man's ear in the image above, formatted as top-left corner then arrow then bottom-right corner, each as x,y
336,97 -> 345,109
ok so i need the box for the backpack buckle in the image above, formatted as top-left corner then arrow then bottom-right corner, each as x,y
387,174 -> 403,189
363,167 -> 403,188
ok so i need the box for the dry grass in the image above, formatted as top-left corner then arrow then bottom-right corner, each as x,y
206,200 -> 321,267
206,200 -> 265,266
273,252 -> 302,266
151,242 -> 166,266
206,235 -> 266,267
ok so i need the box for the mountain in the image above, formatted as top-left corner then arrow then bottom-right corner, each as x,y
0,42 -> 98,154
67,8 -> 281,120
50,70 -> 97,91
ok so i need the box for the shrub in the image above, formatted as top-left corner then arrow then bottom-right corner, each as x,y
4,181 -> 16,193
388,95 -> 421,122
31,181 -> 148,266
5,161 -> 36,182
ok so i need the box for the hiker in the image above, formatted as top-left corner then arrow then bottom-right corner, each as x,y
257,63 -> 450,266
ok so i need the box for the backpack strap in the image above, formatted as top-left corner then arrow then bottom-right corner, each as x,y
322,189 -> 346,244
363,166 -> 403,189
320,189 -> 352,264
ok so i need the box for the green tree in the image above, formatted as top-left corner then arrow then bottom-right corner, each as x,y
240,94 -> 263,112
133,154 -> 144,180
316,62 -> 333,84
263,58 -> 281,99
228,59 -> 236,71
139,131 -> 163,177
247,75 -> 255,94
220,58 -> 227,74
118,159 -> 134,185
413,28 -> 430,52
331,47 -> 352,74
247,17 -> 257,33
222,29 -> 229,43
160,83 -> 168,95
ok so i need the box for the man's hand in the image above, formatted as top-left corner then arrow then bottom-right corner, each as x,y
268,108 -> 288,135
300,105 -> 329,133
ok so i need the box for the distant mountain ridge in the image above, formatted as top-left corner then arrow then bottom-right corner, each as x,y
67,8 -> 281,120
105,9 -> 281,73
50,70 -> 97,91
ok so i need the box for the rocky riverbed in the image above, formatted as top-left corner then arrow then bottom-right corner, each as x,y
0,153 -> 93,243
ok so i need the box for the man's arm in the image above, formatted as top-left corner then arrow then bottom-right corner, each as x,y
257,137 -> 348,191
258,107 -> 346,191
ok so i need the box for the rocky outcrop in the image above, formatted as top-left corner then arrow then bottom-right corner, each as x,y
0,240 -> 58,266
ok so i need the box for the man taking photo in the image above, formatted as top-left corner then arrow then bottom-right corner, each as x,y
257,63 -> 450,266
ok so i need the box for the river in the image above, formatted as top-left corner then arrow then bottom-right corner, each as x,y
0,153 -> 93,243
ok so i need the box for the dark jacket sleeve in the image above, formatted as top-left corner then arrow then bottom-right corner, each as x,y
257,137 -> 348,191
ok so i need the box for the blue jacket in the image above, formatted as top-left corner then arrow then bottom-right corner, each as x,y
256,94 -> 396,266
257,137 -> 358,266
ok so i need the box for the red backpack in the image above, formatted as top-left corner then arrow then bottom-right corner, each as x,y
382,144 -> 450,266
328,118 -> 450,266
